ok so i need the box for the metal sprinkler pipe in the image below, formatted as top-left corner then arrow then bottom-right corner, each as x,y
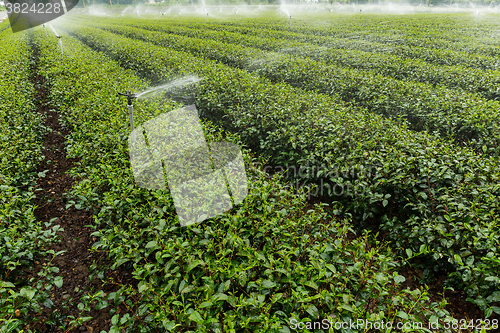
56,35 -> 64,58
289,15 -> 291,29
43,24 -> 47,36
118,90 -> 138,132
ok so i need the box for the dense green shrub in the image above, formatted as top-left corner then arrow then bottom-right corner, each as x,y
122,15 -> 500,70
187,13 -> 500,60
78,15 -> 500,96
56,23 -> 500,317
0,30 -> 60,332
32,28 -> 457,332
70,23 -> 500,155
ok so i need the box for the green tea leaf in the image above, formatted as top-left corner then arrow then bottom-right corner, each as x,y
188,311 -> 204,324
54,276 -> 63,288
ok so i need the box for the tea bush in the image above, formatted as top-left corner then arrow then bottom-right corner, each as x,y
134,15 -> 500,69
83,16 -> 500,102
190,14 -> 500,60
32,28 -> 456,332
73,22 -> 500,155
57,24 -> 500,316
0,30 -> 61,332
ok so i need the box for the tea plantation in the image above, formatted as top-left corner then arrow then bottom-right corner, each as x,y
1,7 -> 499,333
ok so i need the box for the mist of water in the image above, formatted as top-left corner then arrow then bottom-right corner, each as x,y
49,24 -> 59,37
73,2 -> 500,21
88,5 -> 109,16
59,39 -> 64,57
135,76 -> 202,100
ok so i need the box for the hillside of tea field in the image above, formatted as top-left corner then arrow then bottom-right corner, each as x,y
1,7 -> 500,333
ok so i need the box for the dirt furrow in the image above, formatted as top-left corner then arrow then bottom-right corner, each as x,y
27,40 -> 132,333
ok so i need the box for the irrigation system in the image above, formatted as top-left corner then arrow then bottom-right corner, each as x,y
48,25 -> 64,57
56,35 -> 63,57
118,76 -> 201,137
118,90 -> 138,132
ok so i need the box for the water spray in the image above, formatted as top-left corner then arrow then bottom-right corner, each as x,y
118,90 -> 138,132
49,24 -> 56,35
118,76 -> 201,134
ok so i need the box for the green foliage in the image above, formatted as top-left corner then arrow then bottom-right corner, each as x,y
179,13 -> 500,61
78,15 -> 500,102
69,21 -> 500,154
32,26 -> 456,331
56,21 -> 500,316
0,30 -> 61,332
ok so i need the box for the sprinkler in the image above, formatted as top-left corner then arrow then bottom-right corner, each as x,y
289,15 -> 292,29
206,12 -> 208,22
43,24 -> 47,36
359,9 -> 362,18
56,35 -> 63,58
118,76 -> 201,134
118,90 -> 138,132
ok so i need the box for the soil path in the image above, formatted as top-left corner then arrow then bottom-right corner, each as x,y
28,40 -> 132,333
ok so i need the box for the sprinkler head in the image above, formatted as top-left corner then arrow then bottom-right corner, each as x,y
56,35 -> 62,39
118,90 -> 138,105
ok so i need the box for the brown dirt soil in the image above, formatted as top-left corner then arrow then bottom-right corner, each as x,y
26,43 -> 136,333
